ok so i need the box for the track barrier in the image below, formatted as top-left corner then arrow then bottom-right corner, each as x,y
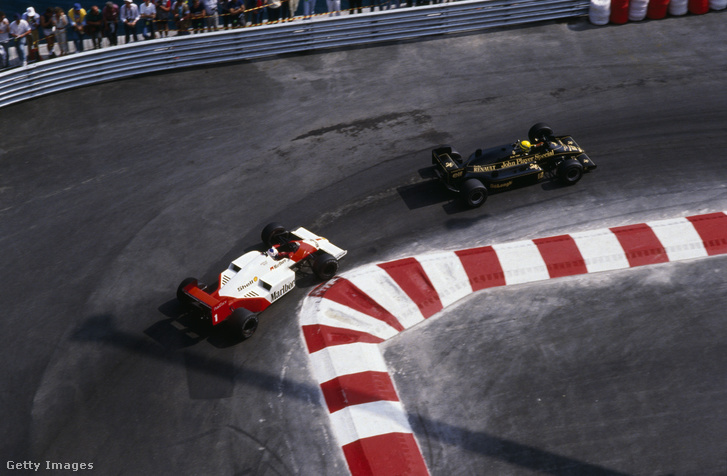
589,0 -> 724,23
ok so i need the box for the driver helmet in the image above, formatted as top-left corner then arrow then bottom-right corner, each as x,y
519,140 -> 532,153
266,247 -> 279,259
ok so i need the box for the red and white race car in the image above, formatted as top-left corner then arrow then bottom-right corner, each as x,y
176,223 -> 346,339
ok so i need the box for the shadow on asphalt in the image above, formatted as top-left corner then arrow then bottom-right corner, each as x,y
72,314 -> 633,475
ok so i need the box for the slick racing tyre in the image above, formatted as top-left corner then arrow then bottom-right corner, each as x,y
460,179 -> 488,208
232,308 -> 259,340
528,122 -> 554,143
261,222 -> 288,247
313,252 -> 339,280
557,158 -> 584,185
177,277 -> 198,306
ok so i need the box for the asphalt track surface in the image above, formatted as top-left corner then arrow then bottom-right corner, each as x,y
1,10 -> 726,476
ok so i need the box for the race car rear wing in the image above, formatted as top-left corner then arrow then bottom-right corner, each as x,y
291,227 -> 347,260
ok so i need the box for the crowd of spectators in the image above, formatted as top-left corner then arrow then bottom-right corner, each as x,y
0,0 -> 452,69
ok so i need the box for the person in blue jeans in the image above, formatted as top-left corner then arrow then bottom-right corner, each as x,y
9,14 -> 30,66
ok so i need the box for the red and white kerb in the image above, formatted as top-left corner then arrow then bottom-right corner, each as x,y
299,212 -> 727,476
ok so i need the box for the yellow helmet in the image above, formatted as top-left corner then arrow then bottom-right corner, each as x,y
519,140 -> 532,152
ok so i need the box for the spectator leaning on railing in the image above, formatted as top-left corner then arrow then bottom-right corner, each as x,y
86,5 -> 104,48
9,13 -> 30,67
155,0 -> 172,36
40,8 -> 56,57
103,1 -> 120,45
68,3 -> 86,52
140,0 -> 157,39
54,7 -> 70,55
121,0 -> 140,42
22,7 -> 41,61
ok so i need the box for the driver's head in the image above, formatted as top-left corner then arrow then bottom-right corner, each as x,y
267,248 -> 279,259
519,140 -> 532,153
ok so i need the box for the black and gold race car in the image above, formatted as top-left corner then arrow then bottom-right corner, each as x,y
431,123 -> 596,208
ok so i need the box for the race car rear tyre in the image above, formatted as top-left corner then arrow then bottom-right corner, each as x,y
460,179 -> 488,208
528,123 -> 554,143
557,159 -> 584,185
313,252 -> 339,280
261,222 -> 288,247
177,277 -> 198,306
232,308 -> 259,340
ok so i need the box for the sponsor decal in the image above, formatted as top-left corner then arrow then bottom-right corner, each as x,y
271,281 -> 295,302
237,276 -> 258,293
490,181 -> 513,189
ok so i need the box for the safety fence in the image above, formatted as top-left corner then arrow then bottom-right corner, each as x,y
0,0 -> 589,108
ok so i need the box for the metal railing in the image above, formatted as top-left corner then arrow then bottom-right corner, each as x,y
0,0 -> 589,108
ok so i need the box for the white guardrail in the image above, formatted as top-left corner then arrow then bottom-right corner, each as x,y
0,0 -> 589,108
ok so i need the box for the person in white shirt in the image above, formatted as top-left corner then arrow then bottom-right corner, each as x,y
9,14 -> 31,66
120,0 -> 140,42
139,0 -> 156,39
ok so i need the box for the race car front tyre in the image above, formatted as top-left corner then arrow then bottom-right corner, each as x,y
231,308 -> 259,340
313,252 -> 339,280
261,222 -> 288,247
460,179 -> 488,208
177,277 -> 198,306
557,159 -> 584,185
528,122 -> 554,143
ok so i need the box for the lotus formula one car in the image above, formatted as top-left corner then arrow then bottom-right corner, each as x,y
432,123 -> 596,208
177,223 -> 346,339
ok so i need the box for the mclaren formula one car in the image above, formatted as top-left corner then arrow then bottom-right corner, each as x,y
432,123 -> 596,208
176,224 -> 346,339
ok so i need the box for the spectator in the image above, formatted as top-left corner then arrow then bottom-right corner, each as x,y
173,0 -> 191,34
189,0 -> 205,33
227,0 -> 244,27
139,0 -> 156,39
68,3 -> 86,53
22,7 -> 41,61
102,1 -> 119,45
326,0 -> 340,15
203,0 -> 218,31
40,8 -> 56,57
0,11 -> 10,68
155,0 -> 171,37
266,0 -> 281,22
85,5 -> 104,47
280,0 -> 293,21
53,7 -> 69,55
9,14 -> 30,66
120,0 -> 139,42
218,0 -> 231,28
349,0 -> 362,14
302,0 -> 315,18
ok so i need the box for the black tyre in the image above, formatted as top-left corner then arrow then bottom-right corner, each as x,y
261,222 -> 288,247
313,252 -> 339,280
557,159 -> 584,185
231,308 -> 259,340
528,122 -> 554,143
177,277 -> 198,305
460,179 -> 488,208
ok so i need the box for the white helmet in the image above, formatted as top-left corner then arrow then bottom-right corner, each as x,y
267,248 -> 279,259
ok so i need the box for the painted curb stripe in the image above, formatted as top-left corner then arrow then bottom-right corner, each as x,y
687,212 -> 727,255
492,240 -> 550,285
378,258 -> 443,318
301,212 -> 727,476
320,370 -> 399,413
454,245 -> 506,291
533,234 -> 589,278
346,267 -> 425,330
329,400 -> 414,446
316,277 -> 405,332
303,324 -> 384,354
610,223 -> 669,267
342,433 -> 430,476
